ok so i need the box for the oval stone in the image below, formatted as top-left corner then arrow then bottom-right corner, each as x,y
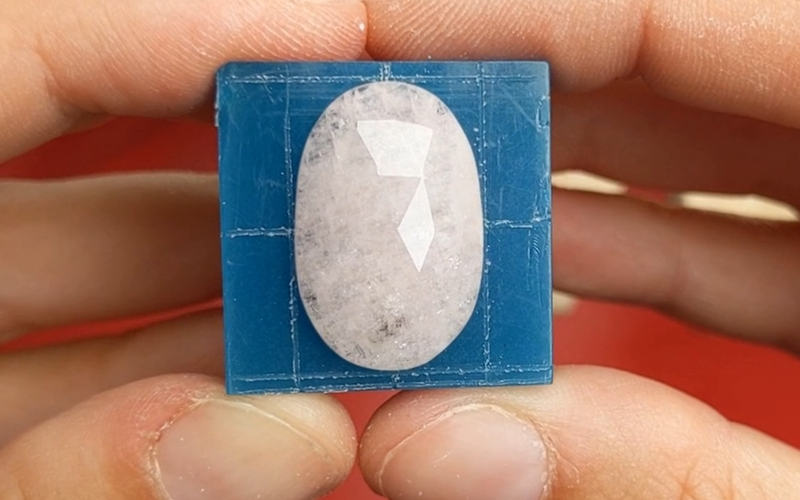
294,81 -> 483,371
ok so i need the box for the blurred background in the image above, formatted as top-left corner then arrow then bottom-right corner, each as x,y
3,117 -> 799,499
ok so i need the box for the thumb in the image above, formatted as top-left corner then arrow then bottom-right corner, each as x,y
0,375 -> 356,500
359,366 -> 800,500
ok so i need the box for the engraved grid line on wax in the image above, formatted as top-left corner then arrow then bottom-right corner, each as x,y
294,81 -> 485,372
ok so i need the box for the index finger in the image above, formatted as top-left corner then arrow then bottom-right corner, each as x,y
365,0 -> 800,128
0,0 -> 366,162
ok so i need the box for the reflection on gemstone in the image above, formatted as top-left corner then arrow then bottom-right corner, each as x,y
397,178 -> 435,271
357,119 -> 432,178
358,119 -> 435,271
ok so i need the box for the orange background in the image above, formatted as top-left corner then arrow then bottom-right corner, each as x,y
4,117 -> 799,499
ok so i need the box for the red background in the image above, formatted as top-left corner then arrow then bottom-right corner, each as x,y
4,117 -> 799,499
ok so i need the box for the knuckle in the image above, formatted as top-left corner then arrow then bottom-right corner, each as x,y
671,455 -> 734,500
0,466 -> 33,500
666,423 -> 766,500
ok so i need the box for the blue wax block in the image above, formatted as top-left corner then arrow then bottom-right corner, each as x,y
216,61 -> 552,394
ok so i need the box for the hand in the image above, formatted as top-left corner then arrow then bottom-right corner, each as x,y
4,0 -> 799,499
0,0 -> 366,498
357,1 -> 800,499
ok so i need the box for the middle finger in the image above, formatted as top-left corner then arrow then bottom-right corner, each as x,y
365,0 -> 800,128
0,310 -> 223,445
0,173 -> 220,341
553,80 -> 800,206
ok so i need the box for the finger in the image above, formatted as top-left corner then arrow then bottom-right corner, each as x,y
365,0 -> 800,128
552,188 -> 800,352
359,366 -> 800,500
0,173 -> 219,340
0,374 -> 356,500
0,310 -> 223,446
1,0 -> 367,161
553,80 -> 800,205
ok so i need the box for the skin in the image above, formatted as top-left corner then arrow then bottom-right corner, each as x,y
0,0 -> 799,498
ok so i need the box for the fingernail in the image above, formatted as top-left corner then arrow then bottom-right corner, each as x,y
154,399 -> 338,500
378,405 -> 548,500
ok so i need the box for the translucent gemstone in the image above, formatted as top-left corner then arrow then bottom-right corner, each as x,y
294,81 -> 483,371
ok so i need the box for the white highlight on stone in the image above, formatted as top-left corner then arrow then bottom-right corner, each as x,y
357,120 -> 433,178
396,179 -> 435,271
357,119 -> 435,271
551,170 -> 627,195
294,81 -> 483,371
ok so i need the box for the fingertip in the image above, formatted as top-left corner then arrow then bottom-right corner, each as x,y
154,392 -> 357,500
359,390 -> 552,500
364,0 -> 800,127
1,375 -> 357,500
359,367 -> 800,500
2,0 -> 370,160
363,0 -> 642,91
358,368 -> 664,499
235,390 -> 358,474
